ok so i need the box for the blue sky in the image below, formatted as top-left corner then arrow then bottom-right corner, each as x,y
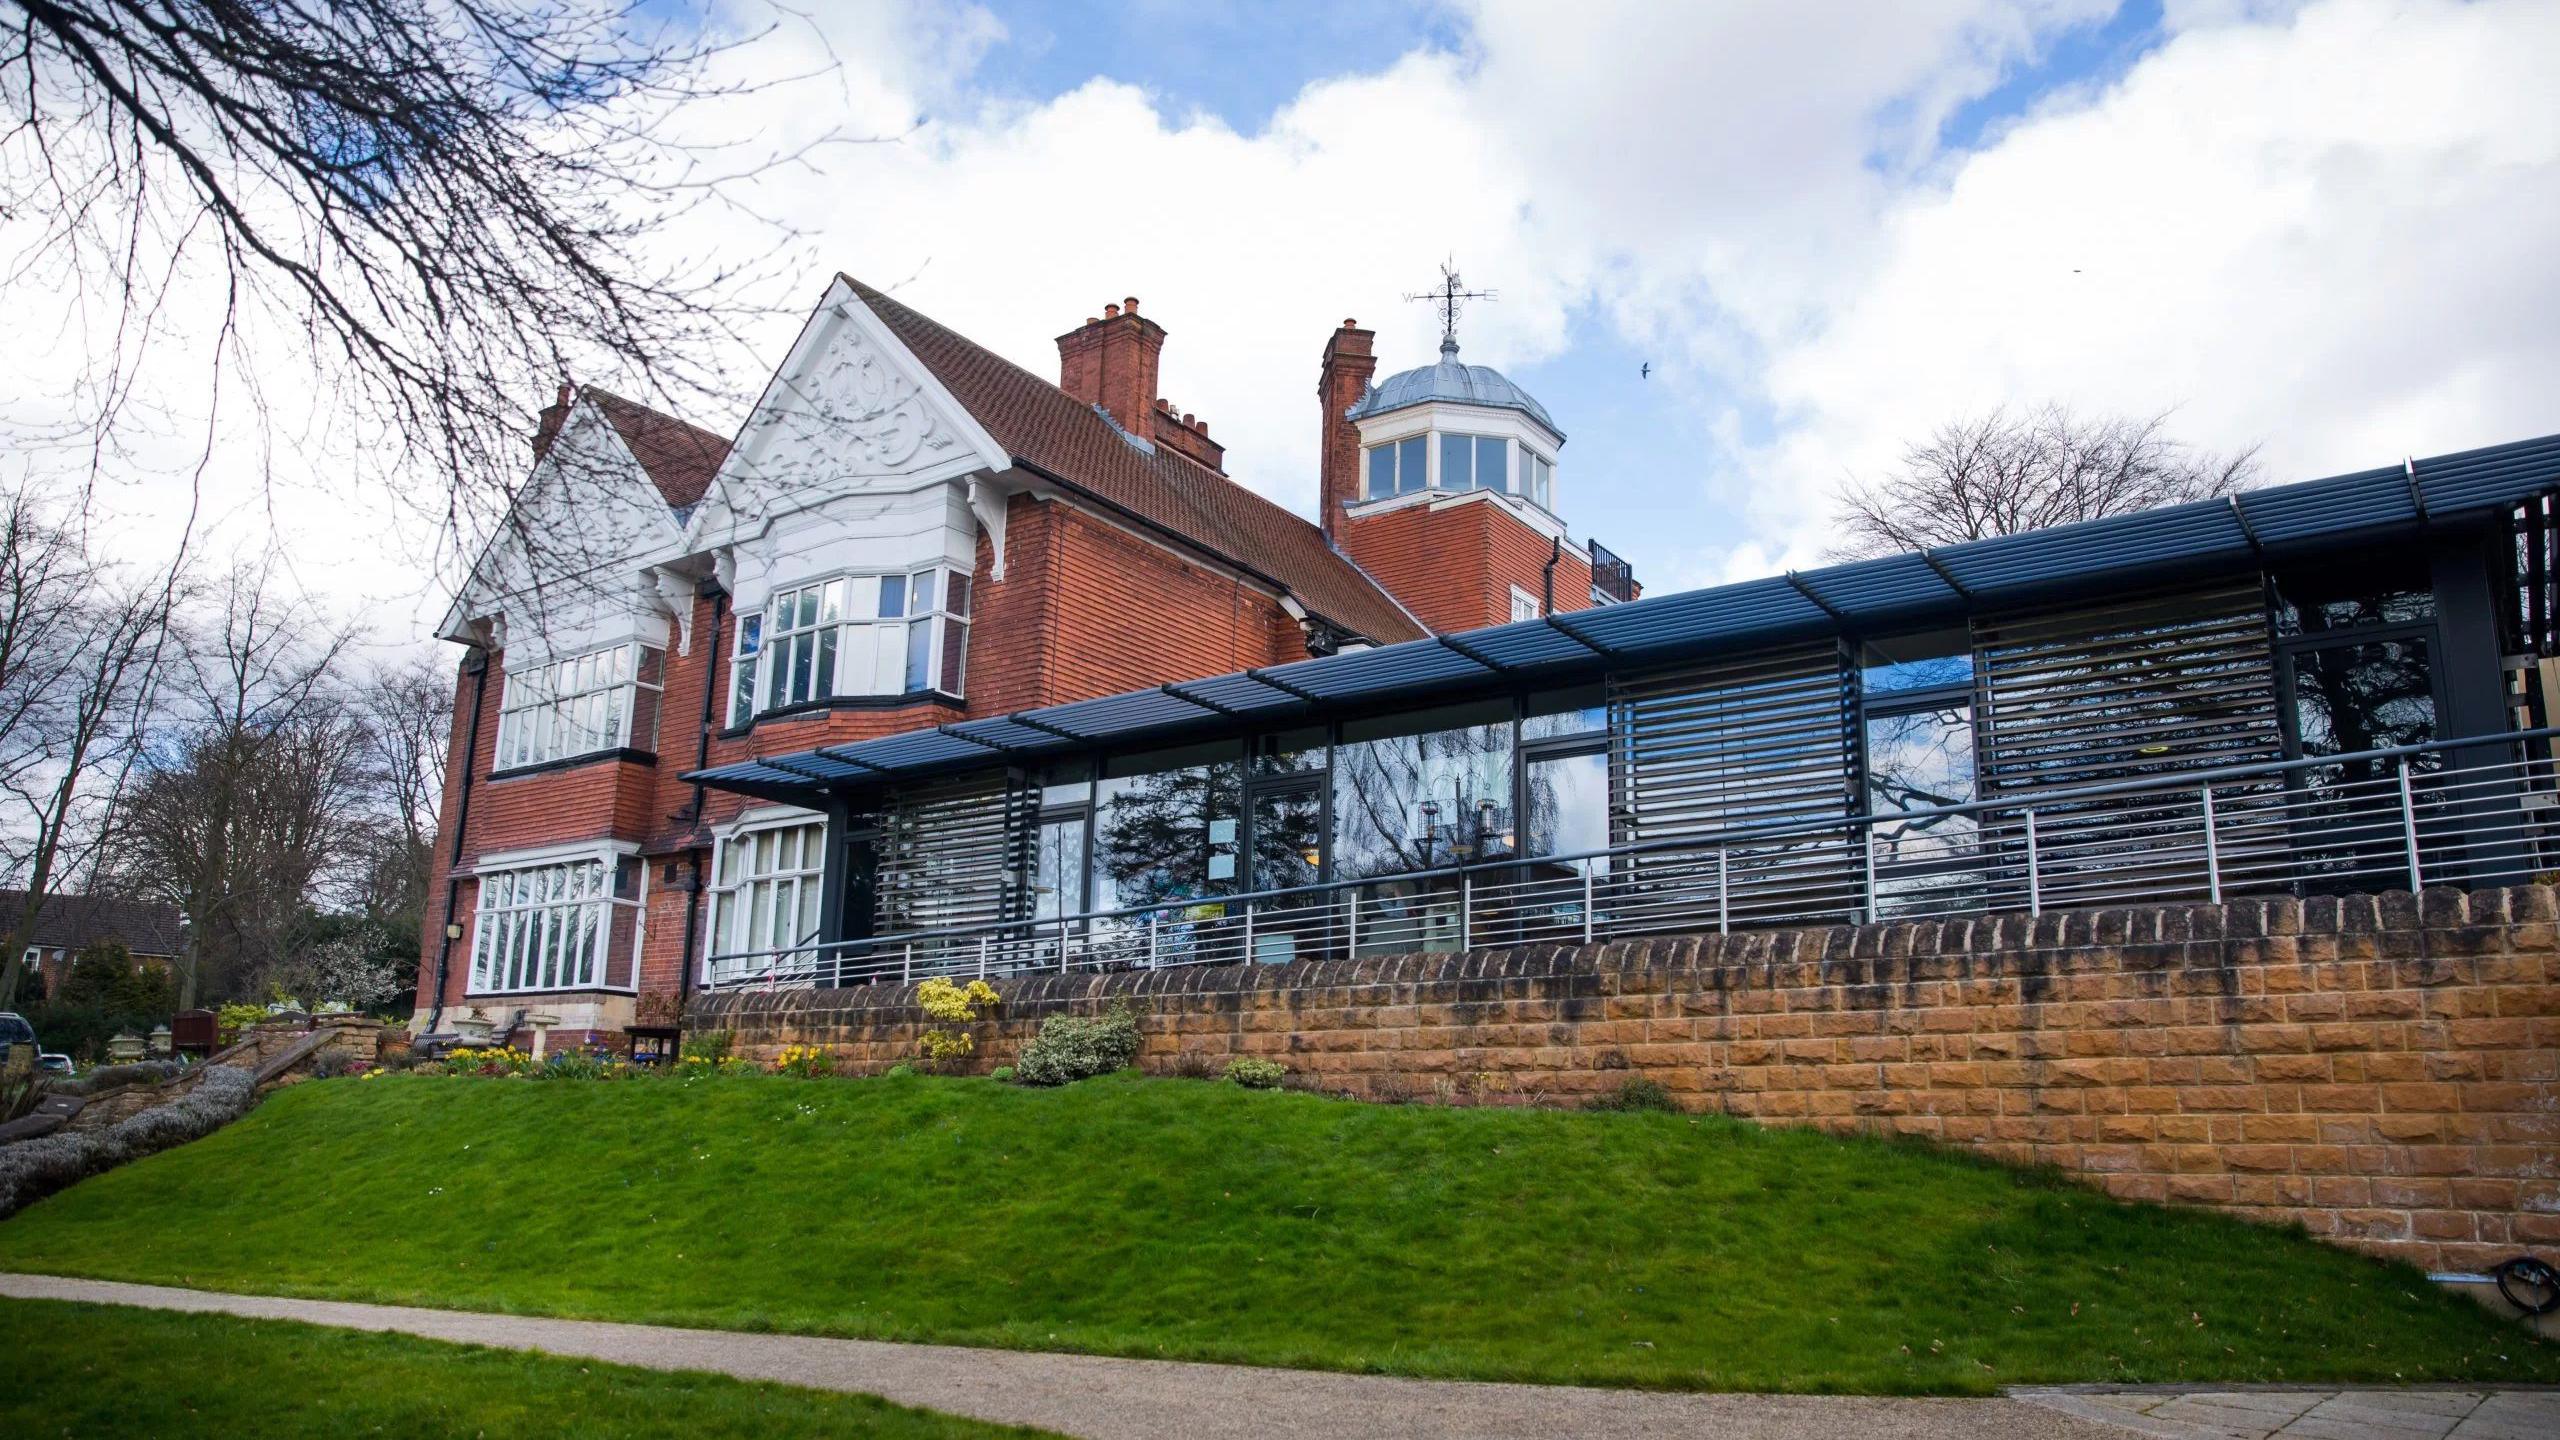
966,2 -> 1467,133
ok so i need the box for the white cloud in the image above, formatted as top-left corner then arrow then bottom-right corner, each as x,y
1745,0 -> 2560,573
15,0 -> 2557,643
686,0 -> 2121,540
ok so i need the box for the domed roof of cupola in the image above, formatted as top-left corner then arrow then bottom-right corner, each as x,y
1346,338 -> 1560,438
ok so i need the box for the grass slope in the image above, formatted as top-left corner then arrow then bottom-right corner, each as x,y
2,1073 -> 2551,1394
0,1297 -> 1050,1438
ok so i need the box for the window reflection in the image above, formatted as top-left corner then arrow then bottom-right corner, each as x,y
1090,747 -> 1243,911
1331,706 -> 1514,879
1033,815 -> 1086,921
1522,750 -> 1609,865
1864,702 -> 1981,914
2290,637 -> 2437,786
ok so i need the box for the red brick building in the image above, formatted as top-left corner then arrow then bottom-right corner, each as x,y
413,278 -> 1629,1039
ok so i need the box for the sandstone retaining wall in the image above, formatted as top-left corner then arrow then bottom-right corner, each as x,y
689,885 -> 2560,1274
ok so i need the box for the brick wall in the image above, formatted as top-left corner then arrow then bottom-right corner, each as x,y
1341,496 -> 1600,633
690,885 -> 2560,1275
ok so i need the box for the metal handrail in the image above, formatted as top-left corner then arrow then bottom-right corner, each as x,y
698,726 -> 2560,989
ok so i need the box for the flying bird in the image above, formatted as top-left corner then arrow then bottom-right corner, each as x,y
1641,362 -> 1651,379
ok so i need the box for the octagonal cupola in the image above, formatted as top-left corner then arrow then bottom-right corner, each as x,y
1343,335 -> 1563,516
1316,285 -> 1607,637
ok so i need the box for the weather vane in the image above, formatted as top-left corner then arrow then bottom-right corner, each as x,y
1405,258 -> 1495,354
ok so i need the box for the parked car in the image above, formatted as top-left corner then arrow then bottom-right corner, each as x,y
35,1052 -> 72,1077
0,1011 -> 34,1051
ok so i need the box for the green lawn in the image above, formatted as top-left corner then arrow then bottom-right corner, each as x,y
0,1297 -> 1049,1438
2,1072 -> 2551,1394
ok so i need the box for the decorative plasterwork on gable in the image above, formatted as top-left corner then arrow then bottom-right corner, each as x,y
682,280 -> 1011,554
438,398 -> 689,648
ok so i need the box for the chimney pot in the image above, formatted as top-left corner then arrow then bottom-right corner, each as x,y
1103,302 -> 1121,318
1154,398 -> 1170,412
1195,419 -> 1209,437
1124,296 -> 1140,312
1182,413 -> 1196,427
1344,318 -> 1357,327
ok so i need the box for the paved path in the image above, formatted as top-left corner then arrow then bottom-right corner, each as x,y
2014,1386 -> 2558,1440
4,1273 -> 2549,1440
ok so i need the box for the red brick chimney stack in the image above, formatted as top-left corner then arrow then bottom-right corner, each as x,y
1056,296 -> 1165,437
1058,297 -> 1227,473
1316,319 -> 1376,540
531,381 -> 574,460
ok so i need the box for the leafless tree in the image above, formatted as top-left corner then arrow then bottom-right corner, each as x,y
0,0 -> 832,566
347,652 -> 453,946
1830,405 -> 2263,560
0,481 -> 184,1009
105,560 -> 371,1004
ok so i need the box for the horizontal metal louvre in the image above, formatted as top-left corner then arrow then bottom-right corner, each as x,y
873,769 -> 1027,942
1974,583 -> 2282,793
1611,645 -> 1859,929
1973,583 -> 2284,905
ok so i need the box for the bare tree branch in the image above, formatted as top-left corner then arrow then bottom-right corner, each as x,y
0,0 -> 839,577
1829,404 -> 2264,561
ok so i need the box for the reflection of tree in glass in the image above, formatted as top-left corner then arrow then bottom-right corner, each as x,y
1093,763 -> 1238,906
1250,788 -> 1322,891
1866,706 -> 1975,836
1333,725 -> 1512,880
2294,639 -> 2435,788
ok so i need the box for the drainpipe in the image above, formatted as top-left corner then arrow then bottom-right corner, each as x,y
425,650 -> 491,1034
1542,536 -> 1563,614
676,587 -> 728,1013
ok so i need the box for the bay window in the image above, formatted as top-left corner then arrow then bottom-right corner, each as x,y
703,819 -> 826,983
468,852 -> 642,994
726,565 -> 972,723
495,642 -> 662,770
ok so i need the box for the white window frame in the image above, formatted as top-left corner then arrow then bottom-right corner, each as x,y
702,817 -> 828,985
762,576 -> 846,711
494,642 -> 663,772
1440,431 -> 1511,494
726,567 -> 972,724
1510,586 -> 1542,622
467,850 -> 642,995
1363,434 -> 1430,500
1519,448 -> 1554,510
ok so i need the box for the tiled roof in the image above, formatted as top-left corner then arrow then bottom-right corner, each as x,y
845,278 -> 1427,646
586,388 -> 730,511
0,890 -> 186,958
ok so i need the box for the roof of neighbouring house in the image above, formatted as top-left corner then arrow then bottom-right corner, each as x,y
0,891 -> 186,958
586,387 -> 731,512
1347,340 -> 1560,437
845,277 -> 1427,646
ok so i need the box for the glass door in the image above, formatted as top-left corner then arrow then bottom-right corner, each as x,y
1245,776 -> 1324,963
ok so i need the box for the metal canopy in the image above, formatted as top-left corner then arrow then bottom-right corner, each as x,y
686,431 -> 2560,803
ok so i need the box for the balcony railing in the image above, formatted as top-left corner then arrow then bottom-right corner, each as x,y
1588,539 -> 1638,605
699,728 -> 2560,993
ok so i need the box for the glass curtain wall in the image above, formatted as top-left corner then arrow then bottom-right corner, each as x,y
1332,701 -> 1514,955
